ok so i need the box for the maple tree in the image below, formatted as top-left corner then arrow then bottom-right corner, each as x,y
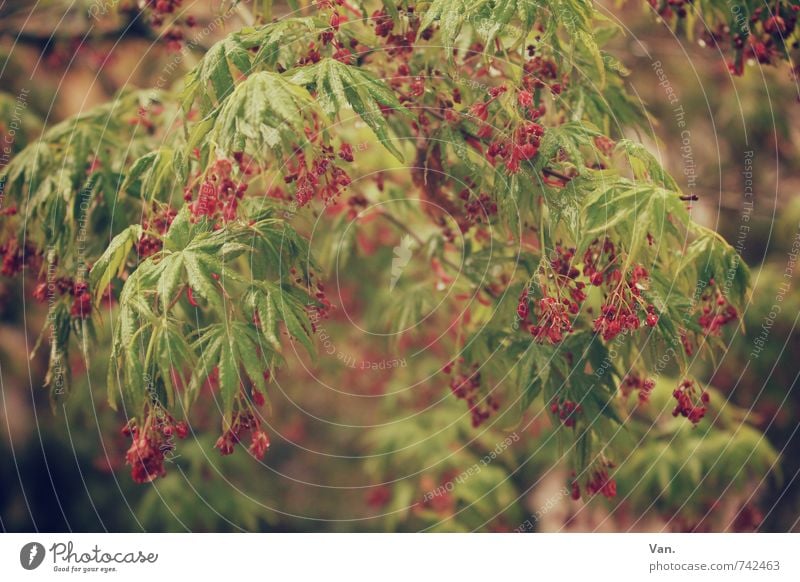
0,0 -> 783,530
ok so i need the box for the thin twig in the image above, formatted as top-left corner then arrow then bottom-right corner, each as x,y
541,167 -> 572,182
378,211 -> 426,248
376,211 -> 502,299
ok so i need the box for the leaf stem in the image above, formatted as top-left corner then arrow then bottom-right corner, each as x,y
166,284 -> 187,313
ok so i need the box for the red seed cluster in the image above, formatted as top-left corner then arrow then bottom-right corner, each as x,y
344,193 -> 368,220
137,204 -> 177,258
371,8 -> 395,38
592,262 -> 658,342
214,410 -> 271,460
369,5 -> 432,57
31,272 -> 109,317
570,475 -> 581,500
469,86 -> 506,120
249,429 -> 271,459
586,467 -> 617,499
550,244 -> 583,287
148,0 -> 182,19
513,226 -> 682,371
125,433 -> 166,484
0,239 -> 39,277
649,0 -> 693,20
516,287 -> 530,321
0,240 -> 24,276
519,245 -> 590,344
366,485 -> 393,508
143,0 -> 198,51
186,158 -> 246,223
570,465 -> 617,500
522,54 -> 561,91
445,363 -> 500,428
123,413 -> 188,484
252,387 -> 266,407
461,191 -> 498,227
698,279 -> 738,335
175,421 -> 189,439
485,121 -> 544,174
70,281 -> 92,319
528,295 -> 573,344
284,150 -> 352,208
549,398 -> 582,427
691,2 -> 800,76
338,142 -> 355,162
620,373 -> 655,404
672,379 -> 710,425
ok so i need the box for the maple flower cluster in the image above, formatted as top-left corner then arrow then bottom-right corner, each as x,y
570,463 -> 617,500
444,362 -> 500,428
31,271 -> 110,320
485,120 -> 545,174
284,148 -> 352,208
517,244 -> 587,344
620,373 -> 656,405
680,278 -> 740,357
137,203 -> 177,258
186,158 -> 247,223
215,410 -> 271,460
550,398 -> 582,428
124,413 -> 189,484
0,239 -> 38,277
687,2 -> 800,76
143,0 -> 202,52
672,379 -> 710,425
698,278 -> 739,335
519,238 -> 653,350
591,263 -> 659,342
585,467 -> 618,498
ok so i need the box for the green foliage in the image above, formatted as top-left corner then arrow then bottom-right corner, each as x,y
90,225 -> 143,305
0,0 -> 772,530
103,208 -> 316,420
287,58 -> 409,161
212,71 -> 321,154
182,36 -> 253,112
